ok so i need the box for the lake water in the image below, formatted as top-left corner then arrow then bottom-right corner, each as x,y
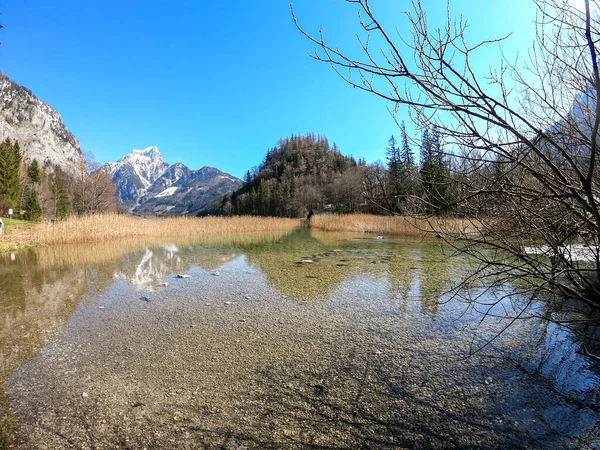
0,228 -> 599,449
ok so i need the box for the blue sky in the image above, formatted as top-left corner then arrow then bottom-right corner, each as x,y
1,0 -> 540,178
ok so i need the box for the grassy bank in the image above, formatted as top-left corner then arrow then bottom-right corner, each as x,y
310,214 -> 479,237
31,214 -> 302,245
0,218 -> 39,252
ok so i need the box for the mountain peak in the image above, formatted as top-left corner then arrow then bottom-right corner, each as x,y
120,146 -> 164,164
105,146 -> 170,199
132,146 -> 161,157
104,148 -> 242,215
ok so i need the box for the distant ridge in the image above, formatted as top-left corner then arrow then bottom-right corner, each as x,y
104,146 -> 242,215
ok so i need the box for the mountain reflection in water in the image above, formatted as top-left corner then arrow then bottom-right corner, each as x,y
0,228 -> 598,448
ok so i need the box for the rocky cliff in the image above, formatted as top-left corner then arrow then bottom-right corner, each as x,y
0,72 -> 85,176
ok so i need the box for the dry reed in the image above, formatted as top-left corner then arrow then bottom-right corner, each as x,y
310,214 -> 480,237
33,214 -> 302,245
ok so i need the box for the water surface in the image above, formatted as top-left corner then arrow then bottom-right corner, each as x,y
1,229 -> 599,449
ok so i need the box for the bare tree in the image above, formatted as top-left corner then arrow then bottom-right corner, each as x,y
293,0 -> 600,339
72,153 -> 117,215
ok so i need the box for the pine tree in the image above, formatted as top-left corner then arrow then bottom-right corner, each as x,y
274,181 -> 284,216
54,175 -> 71,219
420,129 -> 435,211
385,135 -> 403,212
386,135 -> 401,185
23,159 -> 44,220
249,188 -> 257,215
400,122 -> 415,172
28,160 -> 40,185
396,122 -> 416,212
258,178 -> 271,215
0,138 -> 22,208
419,128 -> 450,212
25,190 -> 42,221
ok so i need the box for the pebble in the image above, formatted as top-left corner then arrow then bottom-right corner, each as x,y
82,392 -> 89,398
224,301 -> 232,305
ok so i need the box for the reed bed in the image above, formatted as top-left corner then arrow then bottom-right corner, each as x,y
310,214 -> 480,237
33,214 -> 302,245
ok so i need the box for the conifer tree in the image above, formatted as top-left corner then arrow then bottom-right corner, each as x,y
54,174 -> 71,219
420,128 -> 450,212
274,181 -> 284,216
385,135 -> 402,212
24,159 -> 43,221
0,138 -> 22,208
400,122 -> 415,173
28,160 -> 40,185
385,135 -> 401,184
258,178 -> 271,215
25,190 -> 42,221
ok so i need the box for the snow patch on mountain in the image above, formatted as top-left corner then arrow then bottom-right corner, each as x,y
156,187 -> 178,198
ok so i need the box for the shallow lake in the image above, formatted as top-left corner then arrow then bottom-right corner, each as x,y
0,228 -> 599,449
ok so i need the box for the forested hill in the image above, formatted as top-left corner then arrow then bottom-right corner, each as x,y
221,134 -> 368,217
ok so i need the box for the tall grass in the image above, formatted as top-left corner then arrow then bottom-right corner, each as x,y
33,214 -> 302,245
310,214 -> 480,237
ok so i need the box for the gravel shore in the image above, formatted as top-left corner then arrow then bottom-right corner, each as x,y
7,254 -> 599,449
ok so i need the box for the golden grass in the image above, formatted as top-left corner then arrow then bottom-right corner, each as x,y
32,214 -> 302,245
310,214 -> 480,237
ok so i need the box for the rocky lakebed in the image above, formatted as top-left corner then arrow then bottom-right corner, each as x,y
1,230 -> 599,449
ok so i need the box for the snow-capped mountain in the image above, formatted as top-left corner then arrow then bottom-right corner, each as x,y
104,147 -> 242,215
104,146 -> 170,208
0,72 -> 85,176
105,146 -> 169,189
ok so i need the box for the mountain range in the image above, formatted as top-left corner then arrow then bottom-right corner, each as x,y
104,146 -> 242,215
0,72 -> 242,216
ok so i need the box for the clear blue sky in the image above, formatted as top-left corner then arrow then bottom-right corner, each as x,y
1,0 -> 540,178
